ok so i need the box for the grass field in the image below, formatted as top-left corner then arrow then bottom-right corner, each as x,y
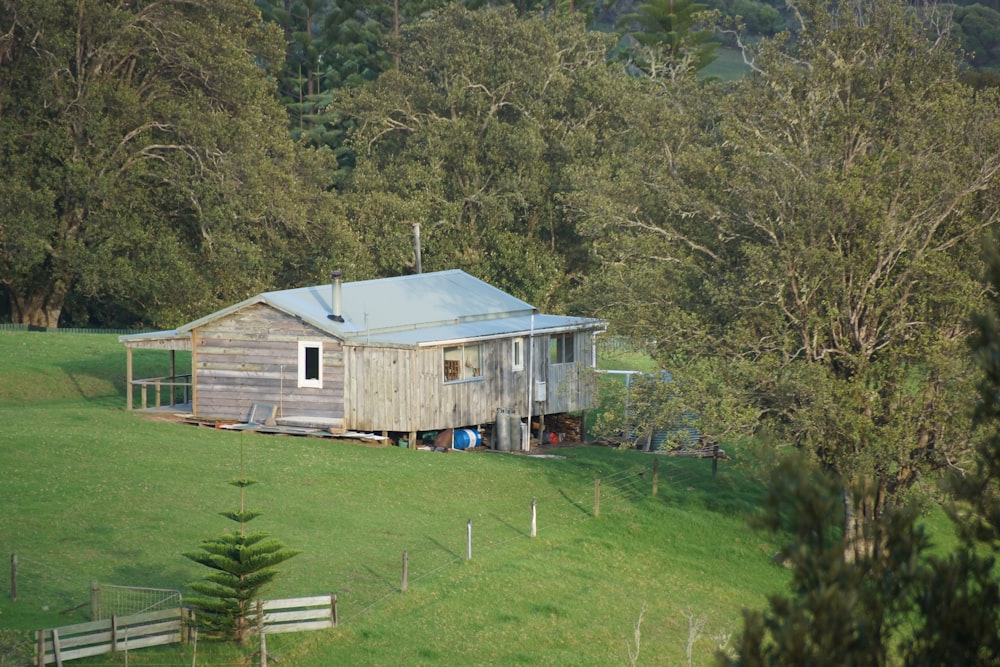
700,46 -> 751,82
1,331 -> 792,665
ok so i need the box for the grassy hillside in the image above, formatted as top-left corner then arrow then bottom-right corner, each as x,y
0,331 -> 793,665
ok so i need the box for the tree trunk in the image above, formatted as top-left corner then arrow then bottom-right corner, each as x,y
6,281 -> 68,328
843,478 -> 886,563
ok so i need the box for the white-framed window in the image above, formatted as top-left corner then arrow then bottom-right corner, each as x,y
512,338 -> 524,372
550,333 -> 575,364
298,340 -> 323,388
443,344 -> 484,383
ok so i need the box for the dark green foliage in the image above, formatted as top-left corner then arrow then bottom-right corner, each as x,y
952,3 -> 1000,69
337,6 -> 630,307
615,0 -> 719,76
727,453 -> 928,666
184,531 -> 301,644
0,0 -> 349,328
184,462 -> 299,644
728,0 -> 783,35
574,0 -> 1000,557
256,0 -> 392,160
723,244 -> 1000,666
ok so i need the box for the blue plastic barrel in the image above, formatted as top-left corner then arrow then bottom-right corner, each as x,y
453,428 -> 482,450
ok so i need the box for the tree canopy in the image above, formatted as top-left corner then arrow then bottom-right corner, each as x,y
724,243 -> 1000,665
571,0 -> 1000,553
335,6 -> 634,306
0,0 -> 356,328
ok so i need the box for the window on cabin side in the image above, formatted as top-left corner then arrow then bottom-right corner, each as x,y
549,333 -> 575,364
512,338 -> 524,372
444,344 -> 484,383
298,341 -> 323,388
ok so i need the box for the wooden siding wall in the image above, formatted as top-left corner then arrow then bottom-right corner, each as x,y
344,342 -> 523,432
345,331 -> 598,432
543,330 -> 596,415
193,305 -> 344,422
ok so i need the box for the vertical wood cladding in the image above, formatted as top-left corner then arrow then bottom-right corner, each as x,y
194,304 -> 344,422
192,302 -> 596,431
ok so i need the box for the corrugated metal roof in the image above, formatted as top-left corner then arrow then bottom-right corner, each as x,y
124,270 -> 605,347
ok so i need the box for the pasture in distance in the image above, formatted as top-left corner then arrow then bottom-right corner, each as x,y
0,330 -> 791,665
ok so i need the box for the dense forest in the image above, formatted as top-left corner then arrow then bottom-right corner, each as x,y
3,0 -> 1000,330
3,0 -> 1000,660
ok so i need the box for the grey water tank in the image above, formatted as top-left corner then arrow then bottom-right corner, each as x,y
496,409 -> 511,452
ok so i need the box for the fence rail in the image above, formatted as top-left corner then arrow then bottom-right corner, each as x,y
36,608 -> 184,666
260,595 -> 337,635
34,594 -> 335,665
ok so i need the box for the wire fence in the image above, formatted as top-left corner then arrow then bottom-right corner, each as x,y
295,453 -> 722,627
3,452 -> 723,665
0,323 -> 154,335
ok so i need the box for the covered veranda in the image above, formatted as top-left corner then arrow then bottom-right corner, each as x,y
119,330 -> 193,411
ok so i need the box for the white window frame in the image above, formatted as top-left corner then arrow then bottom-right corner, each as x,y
512,337 -> 524,372
298,340 -> 323,388
443,343 -> 485,383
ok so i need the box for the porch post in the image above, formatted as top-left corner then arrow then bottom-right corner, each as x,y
169,350 -> 176,405
125,347 -> 133,411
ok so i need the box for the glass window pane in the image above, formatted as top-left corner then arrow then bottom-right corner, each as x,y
304,346 -> 320,380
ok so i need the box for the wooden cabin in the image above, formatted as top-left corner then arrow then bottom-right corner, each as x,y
120,270 -> 606,448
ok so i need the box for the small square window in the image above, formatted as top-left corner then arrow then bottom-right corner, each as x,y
298,341 -> 323,388
550,333 -> 575,364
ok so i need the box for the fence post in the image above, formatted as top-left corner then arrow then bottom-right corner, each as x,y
51,629 -> 63,667
712,445 -> 719,477
401,551 -> 408,593
10,553 -> 16,602
257,599 -> 267,667
90,580 -> 100,620
594,478 -> 601,517
652,458 -> 659,497
466,519 -> 473,561
111,615 -> 118,652
331,594 -> 338,628
35,630 -> 43,667
530,499 -> 537,538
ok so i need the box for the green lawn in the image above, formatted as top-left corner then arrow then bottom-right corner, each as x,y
701,46 -> 751,82
0,331 -> 792,665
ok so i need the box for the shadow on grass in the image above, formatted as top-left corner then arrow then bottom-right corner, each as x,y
59,348 -> 192,406
539,445 -> 769,526
655,454 -> 767,522
490,513 -> 528,538
559,489 -> 591,516
362,564 -> 397,592
426,535 -> 459,560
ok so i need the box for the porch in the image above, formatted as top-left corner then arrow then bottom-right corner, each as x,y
118,330 -> 193,411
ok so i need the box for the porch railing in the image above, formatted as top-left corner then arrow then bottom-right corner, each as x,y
129,374 -> 192,410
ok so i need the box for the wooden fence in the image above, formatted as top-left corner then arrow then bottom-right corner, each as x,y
258,596 -> 337,635
35,608 -> 184,666
35,595 -> 336,665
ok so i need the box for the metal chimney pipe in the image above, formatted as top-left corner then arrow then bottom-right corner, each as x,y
413,223 -> 422,274
328,270 -> 344,322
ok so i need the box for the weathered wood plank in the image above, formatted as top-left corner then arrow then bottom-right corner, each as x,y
262,596 -> 333,610
263,620 -> 333,634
